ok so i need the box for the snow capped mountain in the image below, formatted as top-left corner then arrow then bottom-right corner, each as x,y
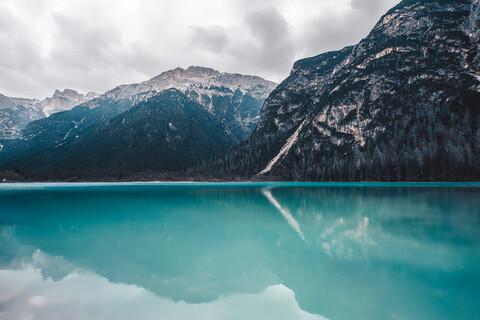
79,66 -> 275,108
0,67 -> 276,178
205,0 -> 480,181
151,66 -> 275,100
39,89 -> 101,117
3,67 -> 275,152
6,89 -> 239,177
0,89 -> 100,140
72,66 -> 277,139
0,94 -> 41,141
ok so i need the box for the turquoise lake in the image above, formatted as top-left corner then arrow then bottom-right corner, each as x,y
0,182 -> 479,320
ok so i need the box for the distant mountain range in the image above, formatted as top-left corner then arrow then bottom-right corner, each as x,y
0,67 -> 276,179
0,89 -> 100,140
1,0 -> 479,182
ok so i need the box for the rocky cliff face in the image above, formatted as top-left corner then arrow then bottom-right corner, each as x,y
206,0 -> 480,181
39,89 -> 101,117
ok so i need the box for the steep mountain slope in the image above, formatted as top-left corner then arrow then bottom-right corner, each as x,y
0,67 -> 276,163
205,0 -> 480,181
0,89 -> 100,140
7,90 -> 235,178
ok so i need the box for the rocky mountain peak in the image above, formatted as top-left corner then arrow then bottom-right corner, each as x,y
53,88 -> 80,98
0,88 -> 101,140
184,66 -> 221,78
153,66 -> 220,81
40,89 -> 100,116
97,66 -> 278,105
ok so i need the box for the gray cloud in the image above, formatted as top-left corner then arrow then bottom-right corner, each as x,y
217,7 -> 295,74
243,7 -> 295,73
0,0 -> 401,99
187,7 -> 295,79
245,7 -> 290,47
0,8 -> 48,97
51,13 -> 123,70
190,26 -> 229,53
351,0 -> 396,12
299,0 -> 399,58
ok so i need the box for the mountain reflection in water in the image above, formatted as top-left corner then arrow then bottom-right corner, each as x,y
0,183 -> 479,320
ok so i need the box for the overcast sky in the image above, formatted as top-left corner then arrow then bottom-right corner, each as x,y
0,0 -> 400,99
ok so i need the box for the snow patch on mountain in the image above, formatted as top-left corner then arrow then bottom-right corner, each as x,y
0,89 -> 100,140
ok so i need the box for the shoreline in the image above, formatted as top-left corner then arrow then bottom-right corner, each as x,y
1,181 -> 480,188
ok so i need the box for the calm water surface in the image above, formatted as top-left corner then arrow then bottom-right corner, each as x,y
0,182 -> 479,320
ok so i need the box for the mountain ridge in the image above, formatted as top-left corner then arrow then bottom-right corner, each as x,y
0,89 -> 100,140
200,0 -> 480,181
0,67 -> 277,179
5,89 -> 236,179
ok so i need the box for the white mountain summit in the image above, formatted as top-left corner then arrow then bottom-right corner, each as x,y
0,89 -> 100,140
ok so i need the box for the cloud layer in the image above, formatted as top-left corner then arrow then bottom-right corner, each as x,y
0,0 -> 400,98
